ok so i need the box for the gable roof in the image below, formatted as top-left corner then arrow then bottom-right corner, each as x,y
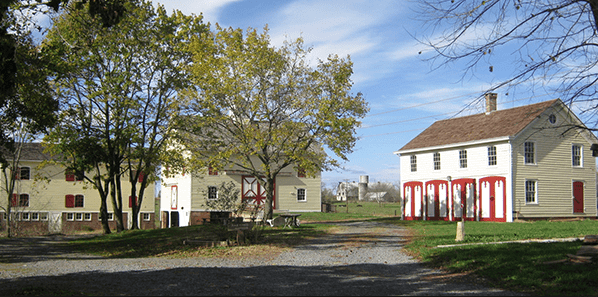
397,99 -> 560,152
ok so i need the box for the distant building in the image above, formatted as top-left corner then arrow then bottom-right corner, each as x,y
335,175 -> 394,201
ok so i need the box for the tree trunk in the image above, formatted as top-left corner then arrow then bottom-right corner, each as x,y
263,177 -> 275,221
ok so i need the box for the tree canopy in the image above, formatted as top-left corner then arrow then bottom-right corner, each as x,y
181,26 -> 368,220
416,0 -> 598,126
43,0 -> 207,233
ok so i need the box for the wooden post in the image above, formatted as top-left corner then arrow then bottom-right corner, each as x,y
456,221 -> 465,241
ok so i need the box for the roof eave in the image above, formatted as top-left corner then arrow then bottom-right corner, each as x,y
394,136 -> 512,155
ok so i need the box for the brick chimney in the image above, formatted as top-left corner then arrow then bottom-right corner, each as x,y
485,93 -> 497,114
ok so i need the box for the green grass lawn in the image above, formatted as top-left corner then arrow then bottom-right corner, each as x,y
387,219 -> 598,296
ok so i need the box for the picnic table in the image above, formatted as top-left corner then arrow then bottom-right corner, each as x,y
280,213 -> 301,228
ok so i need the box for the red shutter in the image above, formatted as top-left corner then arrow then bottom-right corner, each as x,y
65,170 -> 75,181
129,196 -> 137,208
138,171 -> 144,183
65,194 -> 75,208
10,194 -> 17,207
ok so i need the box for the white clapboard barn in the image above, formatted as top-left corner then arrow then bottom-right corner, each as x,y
395,94 -> 598,222
160,158 -> 322,228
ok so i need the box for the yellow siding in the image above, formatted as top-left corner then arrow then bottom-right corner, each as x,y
1,161 -> 155,214
511,106 -> 597,219
189,160 -> 321,213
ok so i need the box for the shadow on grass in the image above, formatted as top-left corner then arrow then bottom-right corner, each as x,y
427,242 -> 598,296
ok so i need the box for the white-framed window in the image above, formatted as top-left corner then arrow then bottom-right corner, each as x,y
459,150 -> 467,168
433,152 -> 441,170
40,212 -> 48,221
142,213 -> 151,221
31,212 -> 39,221
97,212 -> 114,221
572,144 -> 583,167
19,194 -> 29,207
488,146 -> 497,166
525,180 -> 537,204
19,167 -> 30,180
84,213 -> 92,221
297,188 -> 306,202
524,142 -> 535,164
75,213 -> 83,221
410,155 -> 417,172
21,212 -> 30,221
66,213 -> 74,221
208,186 -> 218,200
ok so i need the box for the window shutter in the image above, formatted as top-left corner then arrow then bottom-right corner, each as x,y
138,171 -> 144,183
65,170 -> 75,181
129,196 -> 137,208
15,167 -> 20,180
65,194 -> 75,208
11,194 -> 17,207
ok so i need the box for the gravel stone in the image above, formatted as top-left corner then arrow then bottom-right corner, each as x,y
0,221 -> 527,296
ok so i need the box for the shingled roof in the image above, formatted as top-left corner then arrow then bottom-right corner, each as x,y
397,99 -> 560,152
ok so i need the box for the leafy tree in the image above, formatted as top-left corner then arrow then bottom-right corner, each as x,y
416,0 -> 598,122
182,26 -> 368,221
0,5 -> 59,237
43,0 -> 206,233
0,0 -> 124,155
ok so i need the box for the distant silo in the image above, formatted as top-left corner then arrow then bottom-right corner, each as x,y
358,175 -> 368,201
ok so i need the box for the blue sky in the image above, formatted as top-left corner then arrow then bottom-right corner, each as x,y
153,0 -> 570,188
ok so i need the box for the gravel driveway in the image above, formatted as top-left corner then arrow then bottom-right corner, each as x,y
0,221 -> 526,296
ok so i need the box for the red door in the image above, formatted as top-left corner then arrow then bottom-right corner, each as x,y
451,178 -> 476,221
479,176 -> 506,222
425,180 -> 448,220
403,181 -> 423,220
573,181 -> 584,213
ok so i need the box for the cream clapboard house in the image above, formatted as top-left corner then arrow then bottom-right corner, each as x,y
0,143 -> 156,234
160,157 -> 322,228
395,94 -> 598,222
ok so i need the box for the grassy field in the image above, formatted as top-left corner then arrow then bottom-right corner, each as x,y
387,219 -> 598,296
36,201 -> 598,296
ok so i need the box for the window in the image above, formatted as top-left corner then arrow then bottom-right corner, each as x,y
18,167 -> 30,180
40,212 -> 48,221
98,213 -> 114,221
525,180 -> 537,203
21,212 -> 30,221
433,152 -> 441,170
524,142 -> 535,164
488,146 -> 497,166
66,194 -> 84,208
84,213 -> 92,221
208,186 -> 218,200
410,155 -> 417,172
19,194 -> 29,207
572,144 -> 583,167
143,213 -> 151,221
548,114 -> 557,124
31,212 -> 39,221
66,213 -> 74,221
297,188 -> 306,202
75,213 -> 83,221
459,150 -> 467,168
75,195 -> 84,207
65,169 -> 84,181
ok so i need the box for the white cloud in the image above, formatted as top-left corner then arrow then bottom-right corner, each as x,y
153,0 -> 241,24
